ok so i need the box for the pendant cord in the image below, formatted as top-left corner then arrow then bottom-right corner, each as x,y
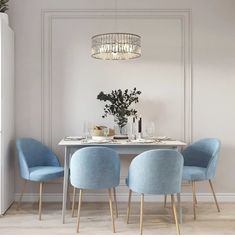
114,0 -> 117,33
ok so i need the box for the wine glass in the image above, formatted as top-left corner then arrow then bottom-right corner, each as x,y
103,127 -> 109,138
145,122 -> 155,139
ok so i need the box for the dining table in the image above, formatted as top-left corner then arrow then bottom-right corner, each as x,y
58,137 -> 187,224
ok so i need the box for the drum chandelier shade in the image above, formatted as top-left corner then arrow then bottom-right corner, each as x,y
91,33 -> 141,60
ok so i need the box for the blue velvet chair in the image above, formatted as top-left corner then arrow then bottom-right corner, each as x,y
181,138 -> 221,220
126,149 -> 183,235
16,138 -> 64,220
70,147 -> 120,233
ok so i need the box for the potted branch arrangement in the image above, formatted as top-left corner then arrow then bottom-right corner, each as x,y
97,88 -> 141,135
0,0 -> 9,25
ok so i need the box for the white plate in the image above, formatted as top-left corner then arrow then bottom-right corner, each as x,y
156,136 -> 171,141
86,140 -> 109,144
92,136 -> 113,141
64,136 -> 84,141
131,139 -> 156,143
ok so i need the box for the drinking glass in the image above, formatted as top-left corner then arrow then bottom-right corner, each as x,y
83,121 -> 93,141
103,127 -> 109,138
145,122 -> 155,138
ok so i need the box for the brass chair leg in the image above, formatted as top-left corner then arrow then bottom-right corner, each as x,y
17,180 -> 27,211
171,194 -> 180,235
140,194 -> 144,235
72,187 -> 76,217
192,181 -> 196,220
209,179 -> 220,212
76,189 -> 83,233
113,187 -> 118,218
195,193 -> 198,205
164,194 -> 167,208
108,188 -> 115,233
67,185 -> 72,209
126,189 -> 132,224
39,182 -> 43,220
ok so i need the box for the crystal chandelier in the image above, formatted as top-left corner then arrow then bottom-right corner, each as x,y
91,33 -> 141,60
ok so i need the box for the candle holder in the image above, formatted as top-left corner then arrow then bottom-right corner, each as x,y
137,116 -> 142,139
137,132 -> 142,139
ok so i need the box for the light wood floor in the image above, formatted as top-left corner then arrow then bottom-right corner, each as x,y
0,202 -> 235,235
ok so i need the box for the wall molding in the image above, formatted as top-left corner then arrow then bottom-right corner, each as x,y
41,9 -> 192,148
15,192 -> 235,203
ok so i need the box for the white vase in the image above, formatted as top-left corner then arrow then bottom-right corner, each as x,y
0,13 -> 9,25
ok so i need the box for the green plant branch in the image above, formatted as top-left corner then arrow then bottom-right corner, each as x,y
97,88 -> 141,128
0,0 -> 9,13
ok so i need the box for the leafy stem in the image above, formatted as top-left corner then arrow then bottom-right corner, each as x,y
0,0 -> 9,13
97,88 -> 141,128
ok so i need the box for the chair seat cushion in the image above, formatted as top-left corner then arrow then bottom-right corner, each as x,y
182,166 -> 207,181
29,166 -> 64,182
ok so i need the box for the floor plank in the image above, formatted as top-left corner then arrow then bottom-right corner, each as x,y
0,202 -> 235,234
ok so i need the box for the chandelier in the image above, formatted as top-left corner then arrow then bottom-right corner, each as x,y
91,33 -> 141,60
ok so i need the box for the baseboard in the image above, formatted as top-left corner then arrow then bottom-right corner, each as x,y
14,192 -> 235,203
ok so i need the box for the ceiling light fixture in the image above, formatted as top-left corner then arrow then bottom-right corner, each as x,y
91,0 -> 141,60
91,33 -> 141,60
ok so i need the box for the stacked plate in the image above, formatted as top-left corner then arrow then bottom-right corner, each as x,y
64,136 -> 84,141
91,136 -> 113,142
130,139 -> 155,143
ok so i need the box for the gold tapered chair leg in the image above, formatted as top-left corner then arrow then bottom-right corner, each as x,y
71,187 -> 76,217
108,188 -> 116,233
171,194 -> 180,235
140,194 -> 144,235
195,193 -> 198,205
113,187 -> 118,218
76,189 -> 83,233
192,181 -> 196,220
126,189 -> 132,224
67,185 -> 72,209
209,179 -> 220,212
17,180 -> 27,211
39,182 -> 43,220
164,195 -> 167,208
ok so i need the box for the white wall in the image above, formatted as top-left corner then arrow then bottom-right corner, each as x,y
9,0 -> 235,201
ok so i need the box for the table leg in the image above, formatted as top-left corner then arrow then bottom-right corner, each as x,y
62,146 -> 70,224
66,151 -> 72,209
177,192 -> 182,224
176,145 -> 183,224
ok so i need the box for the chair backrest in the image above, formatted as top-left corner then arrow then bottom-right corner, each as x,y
70,147 -> 120,190
16,138 -> 60,180
182,138 -> 221,179
127,149 -> 183,195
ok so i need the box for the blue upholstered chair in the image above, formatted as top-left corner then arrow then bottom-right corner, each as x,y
126,149 -> 183,235
181,138 -> 221,220
16,138 -> 64,220
70,147 -> 120,233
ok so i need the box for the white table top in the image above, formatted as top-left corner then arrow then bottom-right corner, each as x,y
58,138 -> 187,147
